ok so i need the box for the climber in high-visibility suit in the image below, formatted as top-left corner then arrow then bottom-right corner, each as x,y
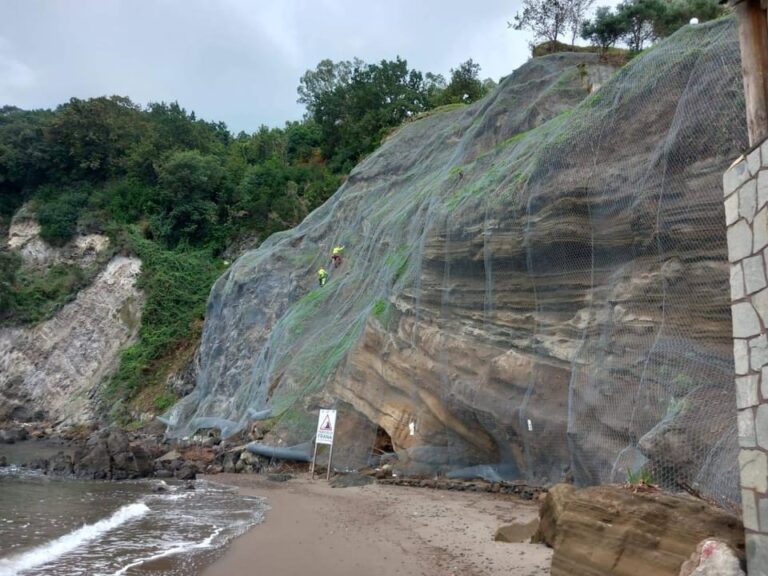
318,267 -> 328,287
331,246 -> 344,268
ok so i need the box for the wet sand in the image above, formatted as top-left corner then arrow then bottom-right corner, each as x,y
202,473 -> 552,576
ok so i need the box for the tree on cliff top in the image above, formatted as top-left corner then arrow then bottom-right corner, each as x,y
510,0 -> 595,47
510,0 -> 572,47
581,6 -> 626,51
581,0 -> 728,54
435,59 -> 489,106
567,0 -> 597,45
300,58 -> 424,170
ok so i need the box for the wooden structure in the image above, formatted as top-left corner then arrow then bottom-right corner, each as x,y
726,0 -> 768,146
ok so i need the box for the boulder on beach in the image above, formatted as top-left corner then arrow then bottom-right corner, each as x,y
73,427 -> 153,480
537,484 -> 745,576
47,452 -> 74,476
0,427 -> 28,444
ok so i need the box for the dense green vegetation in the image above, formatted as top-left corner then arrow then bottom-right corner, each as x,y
581,0 -> 727,52
298,58 -> 495,171
0,55 -> 492,419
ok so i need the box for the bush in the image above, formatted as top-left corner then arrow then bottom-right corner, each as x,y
107,232 -> 226,400
2,262 -> 93,324
35,185 -> 91,246
0,251 -> 21,317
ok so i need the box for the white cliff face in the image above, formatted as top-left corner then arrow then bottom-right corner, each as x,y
0,256 -> 143,425
8,206 -> 110,269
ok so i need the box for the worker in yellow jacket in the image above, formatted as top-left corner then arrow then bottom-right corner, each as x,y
332,246 -> 344,268
318,267 -> 328,287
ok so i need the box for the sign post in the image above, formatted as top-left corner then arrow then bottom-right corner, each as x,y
310,409 -> 336,480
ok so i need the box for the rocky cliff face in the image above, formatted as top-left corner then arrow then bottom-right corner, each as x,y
168,20 -> 747,506
0,218 -> 143,425
8,204 -> 110,270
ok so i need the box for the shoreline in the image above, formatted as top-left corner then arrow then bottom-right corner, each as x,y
201,473 -> 552,576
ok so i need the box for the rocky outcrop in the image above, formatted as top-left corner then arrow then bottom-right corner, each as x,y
537,484 -> 745,576
8,205 -> 110,269
73,427 -> 153,480
0,256 -> 143,424
167,20 -> 746,505
47,451 -> 74,476
0,426 -> 28,444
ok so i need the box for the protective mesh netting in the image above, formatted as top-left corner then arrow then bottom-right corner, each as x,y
164,18 -> 746,508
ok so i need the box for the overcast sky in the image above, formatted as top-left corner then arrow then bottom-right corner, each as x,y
0,0 -> 620,133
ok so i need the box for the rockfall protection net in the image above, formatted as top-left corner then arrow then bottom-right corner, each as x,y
164,18 -> 747,509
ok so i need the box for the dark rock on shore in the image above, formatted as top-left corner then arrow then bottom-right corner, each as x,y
330,473 -> 374,488
47,452 -> 74,476
26,457 -> 48,470
267,473 -> 293,482
0,427 -> 28,444
73,427 -> 153,480
222,452 -> 238,473
176,464 -> 197,481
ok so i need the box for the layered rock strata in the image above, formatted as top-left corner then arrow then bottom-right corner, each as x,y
0,256 -> 143,424
169,20 -> 747,505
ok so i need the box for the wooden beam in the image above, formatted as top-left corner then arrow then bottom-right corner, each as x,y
735,0 -> 768,146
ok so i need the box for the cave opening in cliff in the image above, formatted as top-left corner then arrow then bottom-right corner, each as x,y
373,426 -> 394,456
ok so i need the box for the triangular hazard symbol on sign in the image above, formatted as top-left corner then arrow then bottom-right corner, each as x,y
320,415 -> 333,431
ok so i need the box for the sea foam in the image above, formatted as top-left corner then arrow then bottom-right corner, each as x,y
0,502 -> 149,576
109,526 -> 223,576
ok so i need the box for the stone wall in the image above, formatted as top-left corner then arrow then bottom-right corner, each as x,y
725,143 -> 768,574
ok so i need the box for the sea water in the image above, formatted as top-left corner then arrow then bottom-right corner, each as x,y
0,452 -> 265,575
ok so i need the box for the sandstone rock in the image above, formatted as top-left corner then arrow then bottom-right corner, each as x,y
539,484 -> 744,576
532,483 -> 576,546
679,539 -> 745,576
494,520 -> 539,543
156,450 -> 182,463
167,20 -> 744,506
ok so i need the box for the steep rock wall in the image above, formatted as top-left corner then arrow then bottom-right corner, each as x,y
0,256 -> 143,424
168,20 -> 747,505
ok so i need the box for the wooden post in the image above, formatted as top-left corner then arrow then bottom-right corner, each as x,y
733,0 -> 768,146
310,440 -> 318,479
326,442 -> 334,481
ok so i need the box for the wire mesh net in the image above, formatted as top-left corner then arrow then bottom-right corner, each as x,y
164,18 -> 746,508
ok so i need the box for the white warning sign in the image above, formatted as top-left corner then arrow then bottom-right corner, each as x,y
315,409 -> 337,445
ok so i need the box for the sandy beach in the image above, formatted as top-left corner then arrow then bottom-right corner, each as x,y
202,473 -> 552,576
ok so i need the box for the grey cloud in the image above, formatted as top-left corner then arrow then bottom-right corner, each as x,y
0,0 -> 620,132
